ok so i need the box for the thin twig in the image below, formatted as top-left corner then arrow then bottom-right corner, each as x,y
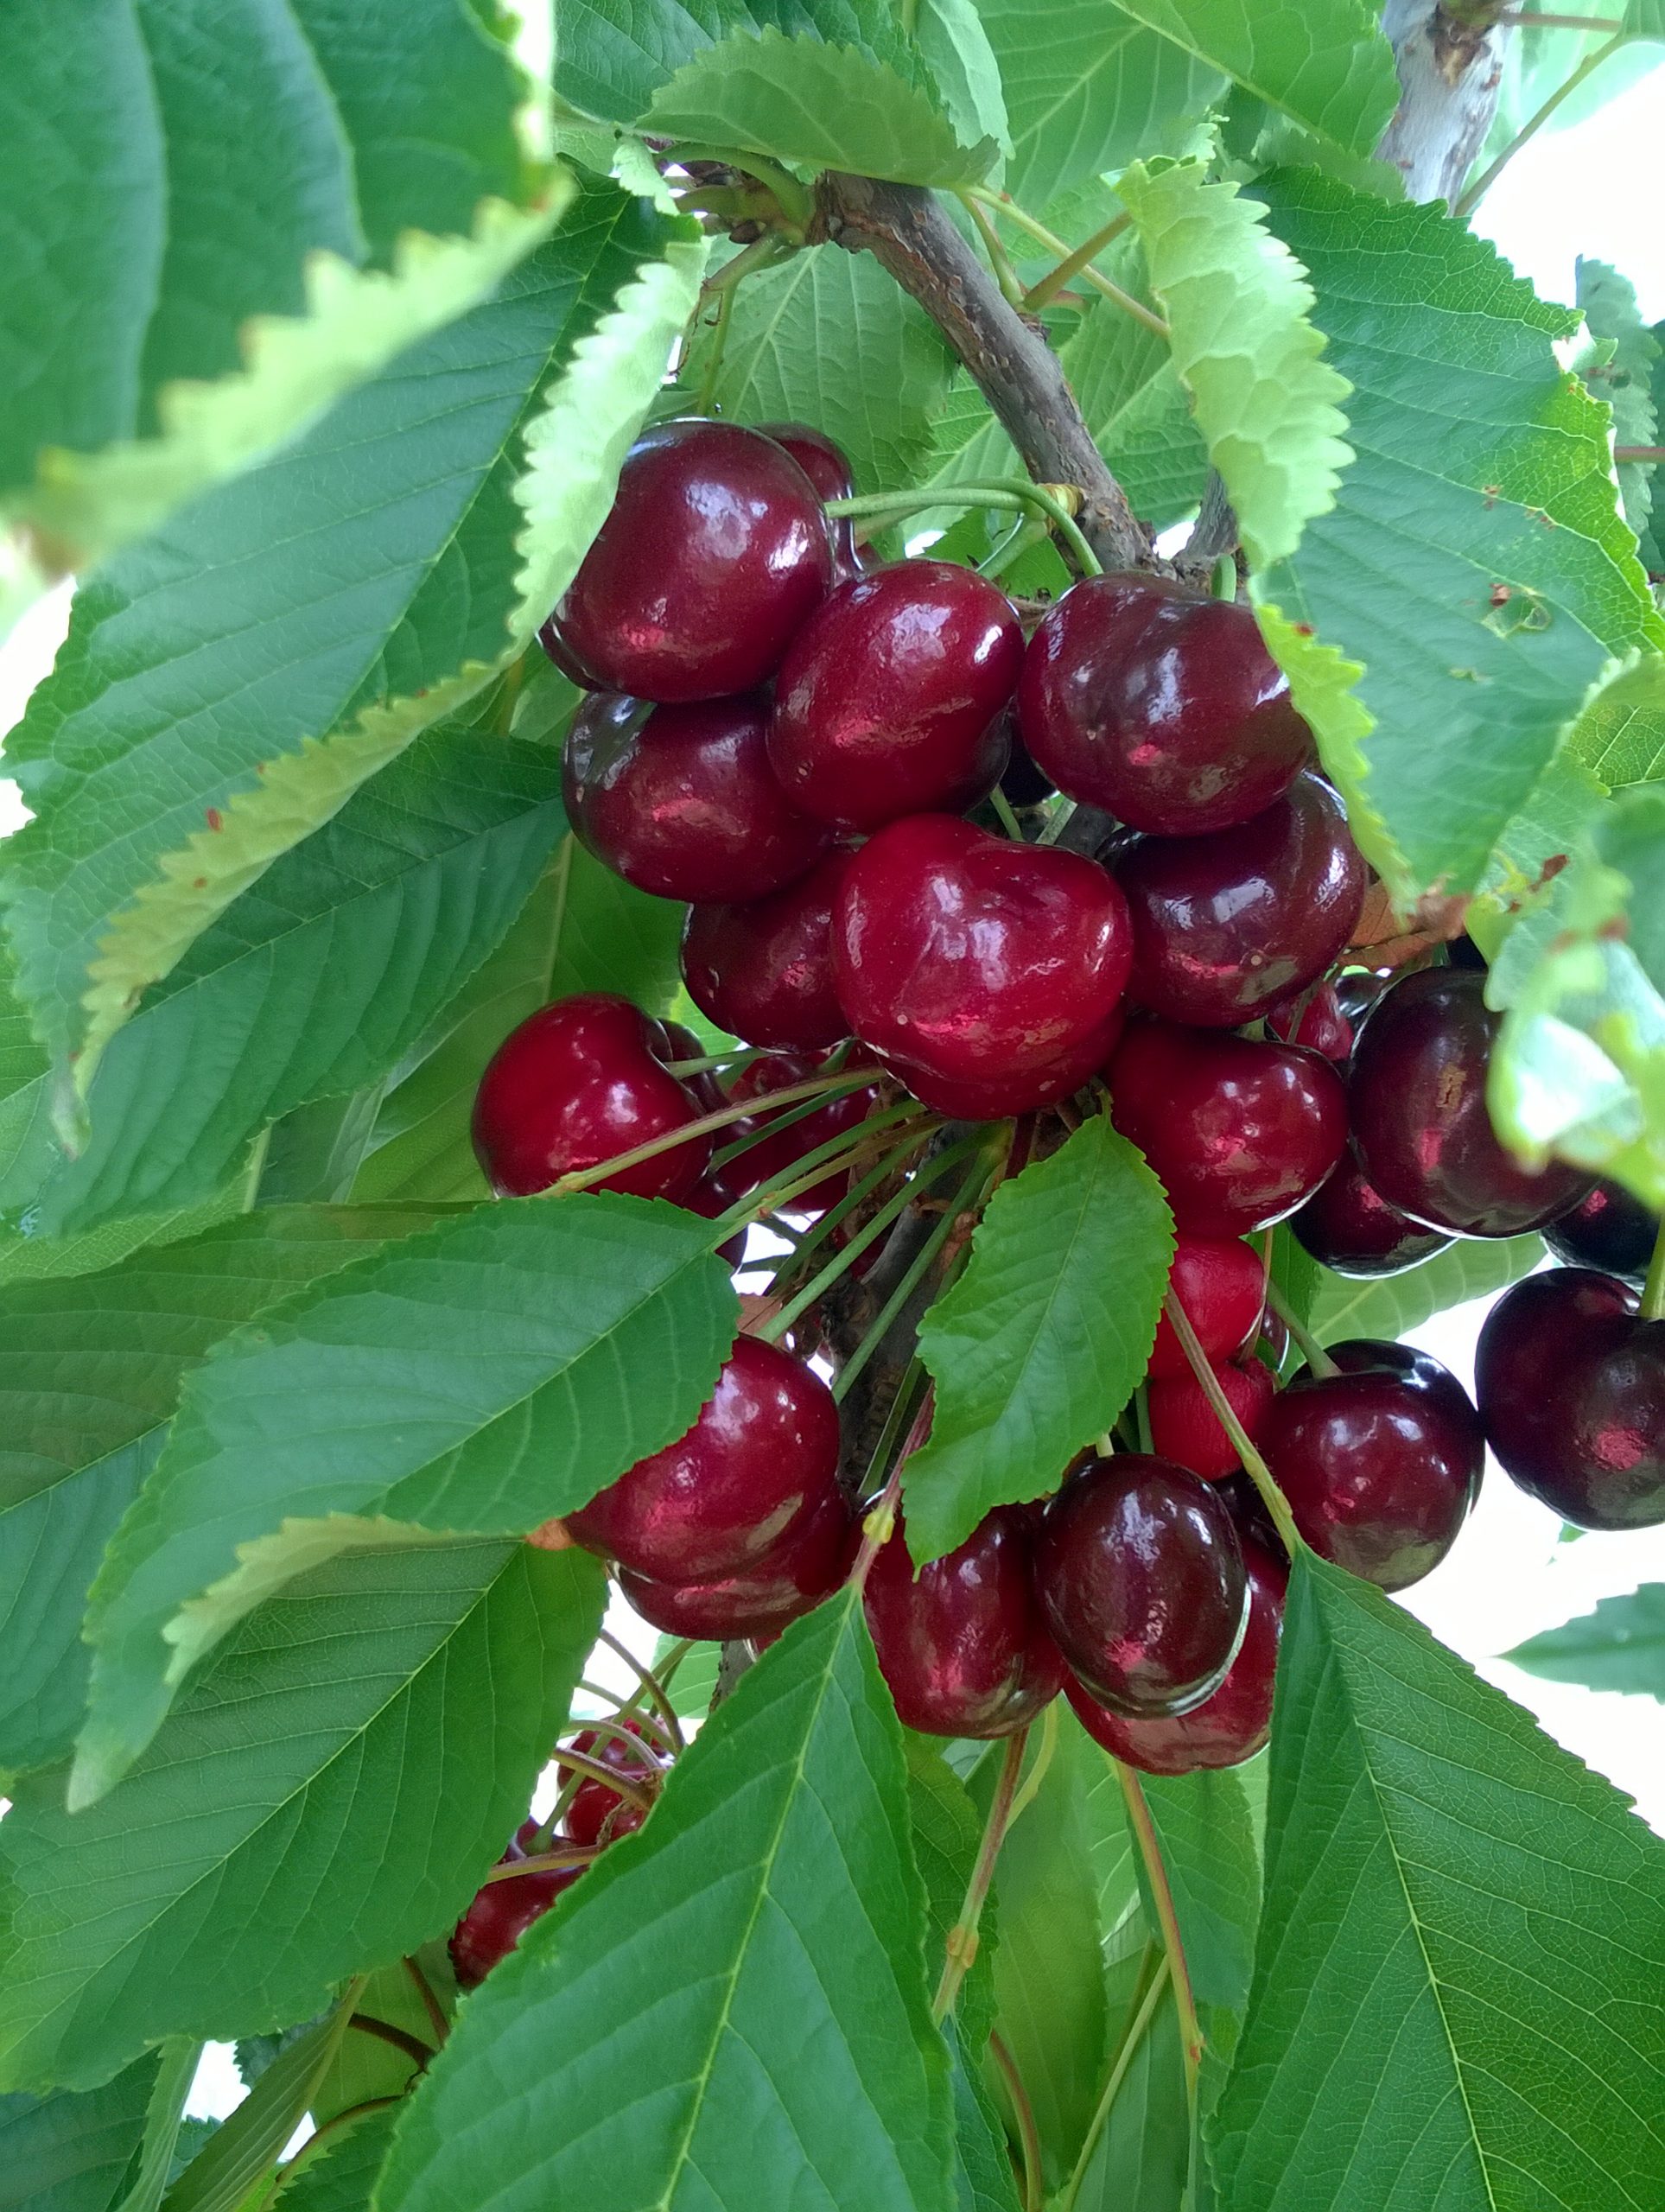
1113,1762 -> 1201,2097
1022,210 -> 1133,314
932,1727 -> 1029,2022
989,2031 -> 1045,2212
1456,31 -> 1628,214
348,2014 -> 434,2069
402,1955 -> 448,2048
1057,1955 -> 1173,2212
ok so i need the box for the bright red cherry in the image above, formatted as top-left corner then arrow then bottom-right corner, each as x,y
1542,1179 -> 1659,1287
1113,774 -> 1367,1028
1067,1532 -> 1286,1774
1267,980 -> 1353,1061
472,993 -> 709,1200
864,1506 -> 1067,1738
1476,1268 -> 1665,1529
617,1484 -> 858,1640
1109,1020 -> 1348,1236
680,849 -> 855,1051
1261,1338 -> 1483,1589
1292,1145 -> 1452,1276
756,421 -> 861,580
1147,1234 -> 1266,1380
566,1333 -> 842,1581
1349,968 -> 1594,1236
563,690 -> 829,905
767,562 -> 1022,830
833,815 -> 1132,1116
541,420 -> 832,702
560,1719 -> 664,1847
449,1849 -> 581,1988
1033,1452 -> 1249,1715
1017,575 -> 1312,836
1147,1356 -> 1276,1481
722,1052 -> 876,1212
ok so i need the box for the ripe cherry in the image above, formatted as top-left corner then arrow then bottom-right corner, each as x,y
1349,968 -> 1594,1236
1109,1020 -> 1348,1236
1147,1234 -> 1267,1380
680,849 -> 855,1051
723,1052 -> 876,1213
560,1719 -> 664,1847
617,1485 -> 858,1640
1542,1178 -> 1660,1287
566,1333 -> 842,1581
833,814 -> 1132,1117
1113,774 -> 1368,1028
541,420 -> 831,702
755,421 -> 861,580
1292,1145 -> 1453,1277
563,690 -> 829,905
1033,1452 -> 1249,1715
768,562 -> 1022,830
1017,575 -> 1312,835
472,993 -> 709,1200
864,1506 -> 1067,1738
1476,1268 -> 1665,1529
449,1846 -> 581,1988
1147,1356 -> 1276,1482
1266,980 -> 1353,1061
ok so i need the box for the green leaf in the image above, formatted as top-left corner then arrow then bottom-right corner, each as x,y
1569,645 -> 1665,790
906,1736 -> 1000,2054
158,2006 -> 359,2212
119,2039 -> 201,2212
0,2050 -> 163,2212
1069,1986 -> 1189,2212
913,0 -> 1012,161
1503,1586 -> 1665,1697
1116,161 -> 1351,570
948,2024 -> 1022,2212
654,1632 -> 724,1719
377,1592 -> 956,2212
1140,1766 -> 1261,2019
0,1542 -> 606,2093
1575,257 -> 1659,556
1250,169 -> 1663,904
75,1195 -> 737,1799
1212,1551 -> 1665,2209
272,2108 -> 399,2212
307,1952 -> 452,2131
1306,1231 -> 1546,1345
906,1119 -> 1174,1563
1107,0 -> 1399,154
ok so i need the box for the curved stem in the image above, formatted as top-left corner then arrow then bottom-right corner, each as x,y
1643,1217 -> 1665,1322
543,1744 -> 657,1814
402,1955 -> 448,2048
1455,32 -> 1628,216
1163,1287 -> 1301,1552
988,2030 -> 1045,2212
829,479 -> 1101,577
551,1065 -> 886,1198
668,143 -> 813,231
595,1629 -> 687,1755
662,1046 -> 764,1078
1057,1955 -> 1172,2212
1262,1278 -> 1338,1378
964,189 -> 1169,340
932,1726 -> 1030,2023
1021,209 -> 1132,315
964,193 -> 1026,308
832,1149 -> 999,1402
1112,1761 -> 1200,2101
1004,1694 -> 1058,1829
348,2014 -> 434,2068
481,1844 -> 597,1884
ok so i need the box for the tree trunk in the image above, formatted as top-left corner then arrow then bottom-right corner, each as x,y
1377,1 -> 1513,206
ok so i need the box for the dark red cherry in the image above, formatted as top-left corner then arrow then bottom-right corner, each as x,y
563,690 -> 829,905
755,421 -> 861,580
617,1485 -> 858,1640
1148,1234 -> 1266,1381
1292,1145 -> 1453,1276
1033,1452 -> 1249,1715
449,1853 -> 581,1987
1261,1338 -> 1483,1589
1067,1533 -> 1286,1774
1113,775 -> 1368,1028
723,1052 -> 876,1212
1267,980 -> 1353,1061
999,730 -> 1056,809
833,815 -> 1132,1116
542,420 -> 832,702
560,1719 -> 664,1847
877,1008 -> 1123,1122
1542,1178 -> 1659,1287
566,1333 -> 842,1581
680,849 -> 855,1051
1147,1356 -> 1276,1481
1349,968 -> 1595,1236
1017,575 -> 1312,836
472,993 -> 709,1200
768,562 -> 1023,830
679,1160 -> 750,1268
1476,1268 -> 1665,1529
864,1505 -> 1067,1738
1334,969 -> 1388,1029
1109,1020 -> 1348,1236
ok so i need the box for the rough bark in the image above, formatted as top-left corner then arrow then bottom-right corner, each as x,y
1378,1 -> 1513,205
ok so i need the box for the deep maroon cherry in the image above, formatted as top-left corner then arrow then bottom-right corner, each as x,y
617,1485 -> 858,1640
1543,1178 -> 1660,1287
680,849 -> 855,1051
768,562 -> 1023,830
755,421 -> 861,580
864,1506 -> 1068,1738
1292,1145 -> 1453,1276
1267,980 -> 1353,1061
563,690 -> 829,905
1033,1452 -> 1249,1716
1349,967 -> 1595,1236
833,815 -> 1132,1116
723,1052 -> 876,1213
880,1012 -> 1123,1122
1113,773 -> 1367,1028
541,419 -> 832,702
1261,1338 -> 1483,1589
1017,575 -> 1312,836
472,993 -> 709,1201
1109,1020 -> 1348,1236
1334,969 -> 1389,1029
1476,1268 -> 1665,1529
560,1719 -> 664,1848
449,1850 -> 582,1988
566,1333 -> 842,1581
1147,1356 -> 1276,1482
1148,1233 -> 1267,1381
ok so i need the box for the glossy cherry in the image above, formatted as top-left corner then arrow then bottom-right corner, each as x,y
1067,1533 -> 1287,1775
1147,1356 -> 1276,1482
1017,575 -> 1312,835
755,421 -> 861,580
1148,1234 -> 1267,1381
617,1485 -> 858,1640
472,993 -> 709,1201
1476,1268 -> 1665,1529
1261,1338 -> 1483,1589
768,562 -> 1022,830
680,849 -> 855,1051
449,1847 -> 581,1988
1109,1020 -> 1348,1236
1033,1452 -> 1249,1716
566,1333 -> 842,1581
1349,967 -> 1595,1236
723,1052 -> 875,1213
1266,980 -> 1353,1062
1113,774 -> 1367,1028
560,1719 -> 664,1848
864,1506 -> 1068,1738
1542,1178 -> 1660,1287
1292,1145 -> 1453,1277
541,419 -> 832,702
833,814 -> 1132,1116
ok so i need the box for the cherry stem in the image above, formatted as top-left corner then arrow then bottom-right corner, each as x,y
1162,1287 -> 1302,1554
715,1103 -> 934,1231
1133,1382 -> 1153,1456
348,2014 -> 434,2069
1642,1217 -> 1665,1322
596,1627 -> 687,1755
661,1046 -> 764,1078
1058,1952 -> 1173,2212
1455,31 -> 1628,216
989,2030 -> 1045,2212
1501,10 -> 1623,27
1021,209 -> 1133,315
754,1121 -> 940,1281
932,1726 -> 1030,2024
275,2094 -> 406,2184
550,1066 -> 887,1197
538,1744 -> 658,1814
832,1148 -> 1000,1403
575,1681 -> 679,1759
402,1955 -> 448,2048
1005,1695 -> 1058,1829
481,1844 -> 597,1884
962,188 -> 1170,342
1614,446 -> 1665,463
1261,1279 -> 1338,1378
988,787 -> 1026,841
1209,552 -> 1237,601
668,143 -> 814,232
849,1370 -> 932,1568
963,192 -> 1027,309
1112,1759 -> 1201,2101
827,479 -> 1103,579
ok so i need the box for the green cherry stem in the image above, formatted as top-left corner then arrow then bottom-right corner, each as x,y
932,1725 -> 1031,2024
596,1626 -> 687,1755
963,188 -> 1170,340
403,1955 -> 449,2047
827,480 -> 1102,579
1058,1950 -> 1172,2212
989,786 -> 1026,840
963,192 -> 1027,308
348,2014 -> 435,2068
1262,1278 -> 1338,1378
1642,1217 -> 1665,1323
1163,1287 -> 1302,1554
661,1046 -> 766,1078
1004,1694 -> 1058,1830
1455,32 -> 1628,216
989,2031 -> 1045,2212
484,1845 -> 599,1884
833,1148 -> 1001,1403
551,1065 -> 887,1198
1020,208 -> 1133,315
753,1122 -> 940,1277
1112,1758 -> 1201,2098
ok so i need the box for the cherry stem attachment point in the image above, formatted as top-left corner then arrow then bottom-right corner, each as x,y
963,188 -> 1170,341
1642,1216 -> 1665,1323
550,1066 -> 887,1198
1021,208 -> 1133,315
932,1725 -> 1030,2024
827,479 -> 1102,579
1262,1278 -> 1338,1378
1163,1287 -> 1301,1554
1112,1758 -> 1201,2100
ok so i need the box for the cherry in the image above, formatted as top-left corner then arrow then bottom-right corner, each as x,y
449,1849 -> 581,1988
1349,967 -> 1595,1236
563,690 -> 829,905
1147,1234 -> 1267,1380
999,730 -> 1056,809
1542,1178 -> 1660,1287
560,1719 -> 664,1847
1475,1268 -> 1665,1529
566,1333 -> 842,1581
1109,1020 -> 1348,1236
1266,980 -> 1353,1061
1067,1532 -> 1287,1774
1033,1452 -> 1249,1715
864,1505 -> 1066,1738
755,421 -> 861,581
680,849 -> 855,1051
1113,774 -> 1368,1028
833,815 -> 1132,1117
1292,1146 -> 1453,1276
1147,1356 -> 1276,1481
617,1484 -> 858,1640
723,1052 -> 876,1213
767,562 -> 1023,830
541,419 -> 832,702
1260,1338 -> 1483,1589
1334,969 -> 1389,1029
472,993 -> 709,1200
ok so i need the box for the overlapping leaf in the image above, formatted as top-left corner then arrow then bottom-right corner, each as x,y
271,2108 -> 399,2212
1108,0 -> 1399,154
0,2050 -> 164,2212
1504,1586 -> 1665,1697
1306,1231 -> 1545,1345
1575,258 -> 1659,556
